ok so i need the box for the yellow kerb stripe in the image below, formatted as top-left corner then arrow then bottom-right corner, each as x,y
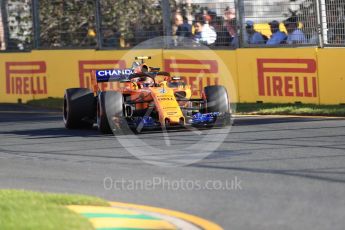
89,218 -> 176,229
110,201 -> 223,230
67,205 -> 139,215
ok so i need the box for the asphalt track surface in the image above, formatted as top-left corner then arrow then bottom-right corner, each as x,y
0,103 -> 345,229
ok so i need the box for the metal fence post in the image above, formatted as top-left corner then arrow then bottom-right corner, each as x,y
31,0 -> 40,49
318,0 -> 328,45
161,0 -> 172,49
0,0 -> 4,49
315,0 -> 324,47
1,0 -> 10,50
236,0 -> 245,48
95,0 -> 102,50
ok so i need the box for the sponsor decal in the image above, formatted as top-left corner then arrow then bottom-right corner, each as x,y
5,61 -> 47,95
79,60 -> 126,89
157,97 -> 174,101
95,69 -> 133,82
257,59 -> 318,97
164,59 -> 219,97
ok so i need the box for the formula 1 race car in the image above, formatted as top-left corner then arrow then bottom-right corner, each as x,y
63,56 -> 231,134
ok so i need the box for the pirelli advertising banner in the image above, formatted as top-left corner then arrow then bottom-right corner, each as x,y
162,50 -> 239,102
0,50 -> 162,103
0,47 -> 344,104
0,49 -> 238,103
236,48 -> 320,104
317,49 -> 345,104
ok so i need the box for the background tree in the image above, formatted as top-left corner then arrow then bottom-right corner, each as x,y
39,0 -> 96,47
38,0 -> 201,48
2,0 -> 201,48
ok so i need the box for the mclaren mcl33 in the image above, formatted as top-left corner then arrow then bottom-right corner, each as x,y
63,56 -> 231,134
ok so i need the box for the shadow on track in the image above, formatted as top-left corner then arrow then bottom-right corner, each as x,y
233,116 -> 344,126
191,163 -> 345,184
0,126 -> 109,138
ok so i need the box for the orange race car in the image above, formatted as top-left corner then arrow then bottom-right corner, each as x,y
63,56 -> 231,134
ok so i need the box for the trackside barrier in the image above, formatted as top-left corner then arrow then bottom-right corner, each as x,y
0,48 -> 344,104
236,48 -> 320,104
162,50 -> 239,103
317,49 -> 345,104
0,49 -> 162,103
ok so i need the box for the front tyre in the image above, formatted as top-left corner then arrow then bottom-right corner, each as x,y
63,88 -> 95,129
97,91 -> 126,134
204,85 -> 231,126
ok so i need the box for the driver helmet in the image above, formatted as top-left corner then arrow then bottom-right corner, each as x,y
131,61 -> 142,73
131,61 -> 140,69
142,77 -> 154,87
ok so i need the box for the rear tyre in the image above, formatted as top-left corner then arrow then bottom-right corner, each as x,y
97,91 -> 126,134
63,88 -> 95,129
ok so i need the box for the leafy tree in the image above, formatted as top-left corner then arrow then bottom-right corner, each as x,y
2,0 -> 201,48
99,0 -> 163,46
39,0 -> 96,47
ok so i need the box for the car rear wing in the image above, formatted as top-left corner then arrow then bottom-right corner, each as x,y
94,69 -> 133,83
94,69 -> 170,82
89,69 -> 132,93
90,68 -> 172,93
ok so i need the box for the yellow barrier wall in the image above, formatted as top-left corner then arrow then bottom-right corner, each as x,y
317,49 -> 345,104
0,48 -> 344,104
162,50 -> 238,102
236,48 -> 319,104
0,50 -> 162,103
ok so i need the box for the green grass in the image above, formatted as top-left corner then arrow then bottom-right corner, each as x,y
234,103 -> 345,116
0,189 -> 109,230
26,97 -> 63,110
25,97 -> 345,117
